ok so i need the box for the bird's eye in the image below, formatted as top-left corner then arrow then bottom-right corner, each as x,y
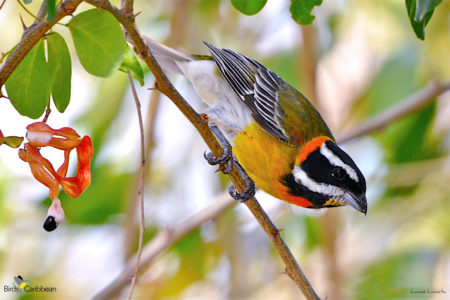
332,167 -> 345,180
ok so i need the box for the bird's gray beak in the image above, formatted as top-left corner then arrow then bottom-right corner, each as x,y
343,192 -> 367,214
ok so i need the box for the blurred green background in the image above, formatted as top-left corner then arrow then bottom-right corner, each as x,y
0,0 -> 449,299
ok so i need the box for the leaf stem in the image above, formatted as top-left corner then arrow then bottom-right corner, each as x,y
15,0 -> 42,21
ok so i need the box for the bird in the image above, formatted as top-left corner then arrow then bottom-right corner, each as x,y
145,39 -> 367,214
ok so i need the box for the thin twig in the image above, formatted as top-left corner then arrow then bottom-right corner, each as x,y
0,0 -> 7,11
122,89 -> 160,260
37,0 -> 48,19
86,0 -> 320,298
41,105 -> 51,123
337,80 -> 450,144
0,0 -> 83,88
126,71 -> 146,300
122,1 -> 185,259
92,191 -> 234,299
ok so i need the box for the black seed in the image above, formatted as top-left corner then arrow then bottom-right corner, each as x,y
43,216 -> 57,232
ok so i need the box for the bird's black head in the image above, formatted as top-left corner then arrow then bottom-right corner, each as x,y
284,139 -> 367,213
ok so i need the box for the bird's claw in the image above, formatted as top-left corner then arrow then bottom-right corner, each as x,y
204,144 -> 233,174
228,181 -> 255,202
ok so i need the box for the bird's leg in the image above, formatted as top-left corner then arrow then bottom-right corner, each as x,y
204,121 -> 233,174
228,160 -> 255,202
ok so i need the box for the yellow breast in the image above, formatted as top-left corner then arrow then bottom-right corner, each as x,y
232,122 -> 298,201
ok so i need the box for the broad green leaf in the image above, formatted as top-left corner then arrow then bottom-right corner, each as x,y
119,43 -> 144,86
5,40 -> 50,119
352,250 -> 438,299
75,72 -> 129,157
156,230 -> 219,297
47,33 -> 72,112
414,0 -> 442,21
366,48 -> 440,165
380,103 -> 440,171
68,9 -> 126,78
265,52 -> 301,88
367,50 -> 417,117
303,216 -> 323,252
405,0 -> 441,40
290,0 -> 323,25
46,0 -> 56,22
231,0 -> 267,15
3,136 -> 24,148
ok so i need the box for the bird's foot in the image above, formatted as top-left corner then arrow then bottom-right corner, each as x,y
204,143 -> 233,174
228,181 -> 255,203
228,161 -> 255,202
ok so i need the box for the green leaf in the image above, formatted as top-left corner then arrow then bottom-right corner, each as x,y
414,0 -> 442,21
68,9 -> 126,78
156,230 -> 218,297
352,250 -> 438,299
367,49 -> 417,117
231,0 -> 267,15
5,40 -> 50,119
3,136 -> 24,148
290,0 -> 323,25
119,43 -> 145,86
75,72 -> 129,157
47,33 -> 72,112
405,0 -> 441,40
303,216 -> 323,251
46,0 -> 56,22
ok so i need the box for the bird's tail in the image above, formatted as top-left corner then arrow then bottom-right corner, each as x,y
144,37 -> 194,73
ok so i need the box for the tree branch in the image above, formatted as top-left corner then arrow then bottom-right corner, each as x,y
300,25 -> 319,108
0,0 -> 7,11
92,191 -> 235,299
87,0 -> 320,298
337,80 -> 450,144
0,0 -> 83,89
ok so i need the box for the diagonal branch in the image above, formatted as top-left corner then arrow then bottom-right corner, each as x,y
87,0 -> 320,298
0,0 -> 83,89
337,80 -> 450,144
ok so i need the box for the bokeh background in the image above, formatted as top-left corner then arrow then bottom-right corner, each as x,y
0,0 -> 449,299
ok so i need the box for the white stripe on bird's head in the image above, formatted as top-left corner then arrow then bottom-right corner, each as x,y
320,143 -> 359,182
292,166 -> 343,198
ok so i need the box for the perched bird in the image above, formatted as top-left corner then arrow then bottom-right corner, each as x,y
146,39 -> 367,214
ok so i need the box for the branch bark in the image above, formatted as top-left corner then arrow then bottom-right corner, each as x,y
337,80 -> 450,144
87,0 -> 320,298
0,0 -> 83,89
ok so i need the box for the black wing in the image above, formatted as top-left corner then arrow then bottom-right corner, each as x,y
203,42 -> 287,142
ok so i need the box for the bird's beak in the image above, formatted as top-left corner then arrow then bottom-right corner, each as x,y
343,192 -> 367,214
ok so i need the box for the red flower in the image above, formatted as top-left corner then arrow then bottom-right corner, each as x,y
26,122 -> 80,150
19,122 -> 93,231
60,136 -> 93,198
